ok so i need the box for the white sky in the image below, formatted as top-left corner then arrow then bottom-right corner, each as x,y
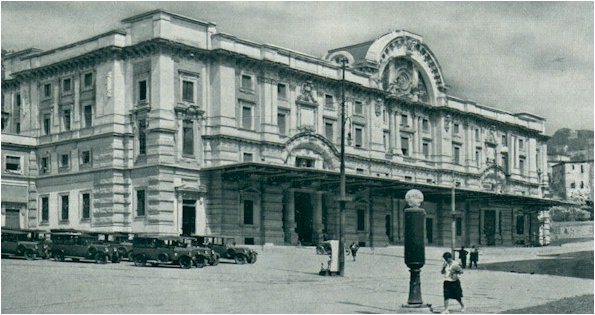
1,1 -> 593,135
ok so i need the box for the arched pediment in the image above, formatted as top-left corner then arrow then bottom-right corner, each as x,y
281,131 -> 340,171
479,164 -> 508,193
364,31 -> 446,105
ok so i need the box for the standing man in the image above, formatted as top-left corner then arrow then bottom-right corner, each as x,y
441,252 -> 465,314
349,242 -> 360,261
469,246 -> 479,269
458,246 -> 468,269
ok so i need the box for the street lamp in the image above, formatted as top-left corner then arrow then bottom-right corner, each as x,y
338,58 -> 348,276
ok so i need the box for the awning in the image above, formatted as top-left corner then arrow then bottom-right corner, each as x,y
202,162 -> 573,209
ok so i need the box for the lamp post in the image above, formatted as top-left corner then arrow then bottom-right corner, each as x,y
338,58 -> 347,276
451,176 -> 456,258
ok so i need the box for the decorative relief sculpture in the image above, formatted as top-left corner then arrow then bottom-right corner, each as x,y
374,98 -> 383,117
296,80 -> 317,105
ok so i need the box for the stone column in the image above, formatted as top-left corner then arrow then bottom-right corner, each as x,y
389,108 -> 396,150
285,189 -> 297,245
313,192 -> 323,243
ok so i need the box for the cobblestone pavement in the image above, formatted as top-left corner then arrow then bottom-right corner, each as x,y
2,240 -> 592,313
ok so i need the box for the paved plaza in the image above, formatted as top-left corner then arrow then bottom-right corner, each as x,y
2,240 -> 593,313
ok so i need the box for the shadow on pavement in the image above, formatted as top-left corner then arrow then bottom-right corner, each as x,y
480,250 -> 593,279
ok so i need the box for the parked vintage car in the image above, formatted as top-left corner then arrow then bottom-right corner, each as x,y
88,232 -> 134,261
179,236 -> 219,267
1,228 -> 51,260
195,236 -> 257,264
131,235 -> 214,269
50,230 -> 121,264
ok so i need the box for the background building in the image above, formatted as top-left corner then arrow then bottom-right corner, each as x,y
2,10 -> 558,246
550,160 -> 594,204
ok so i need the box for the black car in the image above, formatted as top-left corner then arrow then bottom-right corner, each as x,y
1,228 -> 51,260
196,236 -> 257,264
131,235 -> 214,269
50,230 -> 120,263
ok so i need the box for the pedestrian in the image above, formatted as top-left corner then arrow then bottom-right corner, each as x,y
349,242 -> 360,261
441,252 -> 465,313
469,246 -> 479,269
458,246 -> 468,269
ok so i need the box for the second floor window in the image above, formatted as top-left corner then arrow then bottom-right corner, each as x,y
62,109 -> 71,131
401,136 -> 409,156
453,145 -> 461,164
354,101 -> 363,115
40,156 -> 50,174
277,83 -> 287,99
519,157 -> 526,175
43,83 -> 52,98
423,142 -> 430,158
278,112 -> 287,136
519,139 -> 524,150
453,123 -> 460,134
354,126 -> 363,148
183,120 -> 194,156
325,94 -> 334,107
80,150 -> 91,166
82,193 -> 91,220
240,101 -> 253,130
400,114 -> 408,126
138,80 -> 148,103
62,78 -> 72,94
501,134 -> 507,146
325,121 -> 334,142
41,197 -> 49,222
475,149 -> 481,167
422,119 -> 430,132
83,105 -> 93,128
182,80 -> 195,103
60,154 -> 70,169
241,74 -> 252,90
43,114 -> 51,135
83,72 -> 94,89
61,195 -> 69,221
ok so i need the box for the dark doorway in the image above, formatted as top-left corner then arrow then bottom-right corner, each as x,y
295,192 -> 314,245
484,210 -> 496,246
425,217 -> 433,244
385,214 -> 392,243
5,209 -> 20,228
182,200 -> 196,236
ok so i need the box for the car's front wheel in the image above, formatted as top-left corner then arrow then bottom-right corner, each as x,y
54,251 -> 65,262
209,254 -> 219,266
24,249 -> 36,260
134,255 -> 146,267
179,256 -> 192,269
195,256 -> 206,268
95,253 -> 108,264
248,253 -> 257,264
111,253 -> 121,263
234,254 -> 247,265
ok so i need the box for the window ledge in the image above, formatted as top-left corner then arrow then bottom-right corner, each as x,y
80,218 -> 91,223
134,216 -> 146,221
39,221 -> 49,226
59,220 -> 69,224
239,87 -> 255,94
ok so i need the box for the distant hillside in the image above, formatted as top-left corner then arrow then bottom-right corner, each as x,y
547,128 -> 594,161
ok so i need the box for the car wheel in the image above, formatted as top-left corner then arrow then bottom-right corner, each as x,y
134,255 -> 146,267
111,254 -> 121,264
179,256 -> 192,269
54,251 -> 65,262
24,249 -> 36,260
234,254 -> 247,265
248,253 -> 257,264
195,256 -> 206,268
209,255 -> 219,266
95,253 -> 108,264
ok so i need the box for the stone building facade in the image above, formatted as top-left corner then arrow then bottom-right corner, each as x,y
550,160 -> 594,203
2,10 -> 557,246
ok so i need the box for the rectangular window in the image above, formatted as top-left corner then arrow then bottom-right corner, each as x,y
15,93 -> 21,108
325,121 -> 334,142
61,195 -> 69,221
242,152 -> 253,162
62,109 -> 71,131
83,72 -> 93,89
453,123 -> 460,134
138,119 -> 147,155
453,145 -> 461,164
581,165 -> 584,173
277,83 -> 287,99
59,154 -> 70,169
241,74 -> 252,90
62,78 -> 72,94
43,114 -> 51,135
354,126 -> 363,148
516,215 -> 525,234
400,114 -> 408,126
278,113 -> 287,136
456,217 -> 462,236
422,119 -> 429,132
138,80 -> 147,102
243,200 -> 254,225
401,137 -> 409,156
43,83 -> 52,98
40,156 -> 50,174
242,105 -> 252,129
80,150 -> 91,165
183,120 -> 194,156
136,190 -> 146,216
519,157 -> 525,175
182,80 -> 194,103
82,193 -> 91,220
422,142 -> 430,158
15,121 -> 20,134
519,139 -> 524,149
5,156 -> 21,172
357,209 -> 365,231
354,101 -> 363,115
83,105 -> 93,128
475,128 -> 480,140
502,134 -> 507,146
356,168 -> 364,174
41,197 -> 49,222
475,149 -> 481,167
325,94 -> 334,107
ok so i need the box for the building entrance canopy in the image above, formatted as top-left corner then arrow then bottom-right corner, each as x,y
204,162 -> 570,209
